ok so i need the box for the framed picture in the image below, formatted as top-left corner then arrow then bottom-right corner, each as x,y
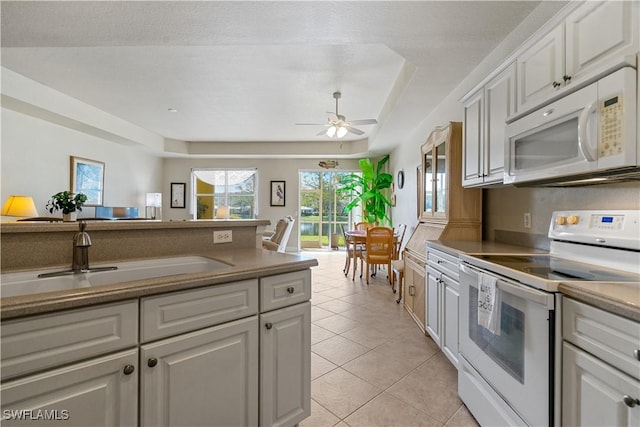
270,181 -> 285,206
70,156 -> 104,206
171,182 -> 186,208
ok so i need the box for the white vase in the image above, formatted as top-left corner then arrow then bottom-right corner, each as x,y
63,212 -> 78,222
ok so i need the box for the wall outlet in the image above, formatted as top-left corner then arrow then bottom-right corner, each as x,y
523,213 -> 532,229
213,230 -> 232,244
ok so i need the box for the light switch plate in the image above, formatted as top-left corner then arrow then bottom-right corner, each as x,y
213,230 -> 232,243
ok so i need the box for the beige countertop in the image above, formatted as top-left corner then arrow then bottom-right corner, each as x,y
0,249 -> 317,320
427,240 -> 639,322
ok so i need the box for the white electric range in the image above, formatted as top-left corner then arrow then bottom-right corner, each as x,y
457,210 -> 640,427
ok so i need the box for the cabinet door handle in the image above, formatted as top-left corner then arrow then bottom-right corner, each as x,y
623,395 -> 640,407
633,349 -> 640,361
552,81 -> 562,88
123,364 -> 135,375
563,74 -> 572,83
287,286 -> 295,294
265,322 -> 273,330
409,285 -> 416,296
147,358 -> 158,368
437,260 -> 443,264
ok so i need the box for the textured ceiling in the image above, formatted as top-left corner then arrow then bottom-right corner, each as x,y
1,1 -> 551,157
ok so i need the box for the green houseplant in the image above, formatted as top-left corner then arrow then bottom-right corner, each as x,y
46,191 -> 88,220
339,155 -> 393,225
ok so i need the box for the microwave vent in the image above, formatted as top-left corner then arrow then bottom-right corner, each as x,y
513,166 -> 640,187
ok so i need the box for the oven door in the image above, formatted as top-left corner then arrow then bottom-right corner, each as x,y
459,263 -> 555,427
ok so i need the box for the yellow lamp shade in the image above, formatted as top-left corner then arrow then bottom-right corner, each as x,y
215,206 -> 230,219
1,195 -> 39,218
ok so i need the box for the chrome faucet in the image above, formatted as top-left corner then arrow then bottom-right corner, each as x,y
38,222 -> 117,278
72,222 -> 92,271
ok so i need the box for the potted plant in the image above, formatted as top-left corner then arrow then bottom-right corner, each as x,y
46,191 -> 88,221
339,155 -> 393,225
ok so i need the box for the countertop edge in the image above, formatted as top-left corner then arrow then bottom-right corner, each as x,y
559,283 -> 640,322
1,251 -> 317,320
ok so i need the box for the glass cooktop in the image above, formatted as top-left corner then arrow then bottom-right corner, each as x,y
474,255 -> 640,282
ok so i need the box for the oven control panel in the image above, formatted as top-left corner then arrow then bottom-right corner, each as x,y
549,210 -> 640,250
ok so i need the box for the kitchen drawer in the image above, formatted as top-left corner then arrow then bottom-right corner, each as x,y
1,301 -> 138,381
141,279 -> 258,342
427,248 -> 459,280
563,298 -> 640,380
260,270 -> 311,312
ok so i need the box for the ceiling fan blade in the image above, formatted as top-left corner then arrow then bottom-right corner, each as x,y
345,126 -> 364,136
316,128 -> 329,136
295,123 -> 327,126
348,118 -> 378,126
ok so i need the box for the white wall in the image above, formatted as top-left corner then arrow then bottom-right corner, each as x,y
163,157 -> 362,251
1,108 -> 163,218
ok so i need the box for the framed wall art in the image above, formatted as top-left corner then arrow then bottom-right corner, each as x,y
70,156 -> 104,206
171,182 -> 186,208
270,181 -> 285,206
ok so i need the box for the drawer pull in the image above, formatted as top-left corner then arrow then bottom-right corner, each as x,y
147,358 -> 158,368
123,364 -> 135,375
265,322 -> 273,330
634,349 -> 640,361
623,395 -> 640,408
287,286 -> 295,294
437,260 -> 443,264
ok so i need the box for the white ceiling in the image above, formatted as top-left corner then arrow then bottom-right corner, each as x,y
1,1 -> 550,157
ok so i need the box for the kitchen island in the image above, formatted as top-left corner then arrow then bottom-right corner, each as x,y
0,220 -> 317,427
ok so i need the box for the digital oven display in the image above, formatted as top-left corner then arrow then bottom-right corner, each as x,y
601,216 -> 614,223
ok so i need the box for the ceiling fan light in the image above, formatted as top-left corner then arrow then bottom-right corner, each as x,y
326,126 -> 337,138
336,126 -> 348,138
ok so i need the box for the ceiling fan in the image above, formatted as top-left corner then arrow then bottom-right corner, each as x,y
297,92 -> 378,138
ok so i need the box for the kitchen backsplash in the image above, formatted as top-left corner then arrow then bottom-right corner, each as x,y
483,181 -> 640,241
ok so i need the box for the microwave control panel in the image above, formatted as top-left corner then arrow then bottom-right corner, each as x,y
599,93 -> 624,157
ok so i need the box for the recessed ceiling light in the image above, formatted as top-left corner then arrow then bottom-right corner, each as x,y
167,108 -> 178,113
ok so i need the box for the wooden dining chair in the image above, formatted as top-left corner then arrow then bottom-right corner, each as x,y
391,224 -> 407,294
364,227 -> 394,285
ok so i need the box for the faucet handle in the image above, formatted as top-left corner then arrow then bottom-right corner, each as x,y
79,221 -> 87,232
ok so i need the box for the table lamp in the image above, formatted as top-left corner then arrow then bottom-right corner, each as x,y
1,195 -> 39,220
145,193 -> 162,220
215,206 -> 230,219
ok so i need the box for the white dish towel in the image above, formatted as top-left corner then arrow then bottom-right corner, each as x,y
477,272 -> 501,335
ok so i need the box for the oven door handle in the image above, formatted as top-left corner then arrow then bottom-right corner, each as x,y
461,263 -> 555,309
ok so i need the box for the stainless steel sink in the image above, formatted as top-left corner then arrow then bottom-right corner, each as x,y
0,256 -> 232,298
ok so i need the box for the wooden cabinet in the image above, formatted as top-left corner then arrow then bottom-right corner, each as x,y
402,253 -> 426,333
419,122 -> 482,239
141,316 -> 259,427
1,349 -> 138,427
425,246 -> 460,368
260,301 -> 311,427
562,298 -> 640,426
462,63 -> 516,187
517,0 -> 639,113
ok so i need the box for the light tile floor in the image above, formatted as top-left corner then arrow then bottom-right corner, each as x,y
300,250 -> 480,427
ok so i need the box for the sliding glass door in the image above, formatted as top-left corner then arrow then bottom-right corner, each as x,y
299,170 -> 361,249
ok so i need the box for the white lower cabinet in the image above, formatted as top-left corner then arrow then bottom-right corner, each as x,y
260,301 -> 311,427
562,297 -> 640,426
425,246 -> 460,368
141,316 -> 259,427
1,349 -> 138,427
1,269 -> 313,427
563,342 -> 640,427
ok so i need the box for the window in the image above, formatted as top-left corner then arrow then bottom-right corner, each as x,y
191,169 -> 257,219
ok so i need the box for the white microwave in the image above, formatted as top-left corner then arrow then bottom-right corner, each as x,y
505,67 -> 638,186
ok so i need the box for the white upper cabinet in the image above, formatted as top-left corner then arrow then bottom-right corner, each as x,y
463,63 -> 515,187
517,0 -> 639,114
516,26 -> 564,112
565,1 -> 639,81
